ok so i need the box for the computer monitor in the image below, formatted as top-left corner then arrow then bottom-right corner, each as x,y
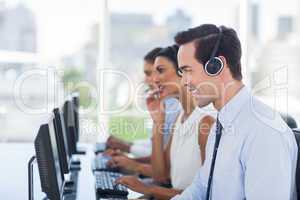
48,116 -> 65,183
53,108 -> 70,174
63,100 -> 77,155
34,123 -> 64,200
72,93 -> 80,143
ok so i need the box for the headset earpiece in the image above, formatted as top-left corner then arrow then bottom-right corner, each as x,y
204,57 -> 224,76
204,27 -> 224,76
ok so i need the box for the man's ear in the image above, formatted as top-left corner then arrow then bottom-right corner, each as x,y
217,56 -> 227,80
218,56 -> 227,67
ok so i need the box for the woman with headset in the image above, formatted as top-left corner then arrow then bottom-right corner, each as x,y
113,45 -> 215,200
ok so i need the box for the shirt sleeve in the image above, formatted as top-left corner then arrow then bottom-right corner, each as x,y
130,139 -> 152,157
241,129 -> 297,200
163,98 -> 182,146
171,168 -> 204,200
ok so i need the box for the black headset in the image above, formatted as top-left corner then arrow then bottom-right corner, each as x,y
204,27 -> 224,76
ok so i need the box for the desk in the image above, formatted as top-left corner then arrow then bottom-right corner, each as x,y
0,143 -> 142,200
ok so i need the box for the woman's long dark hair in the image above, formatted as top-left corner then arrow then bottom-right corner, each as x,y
155,45 -> 182,77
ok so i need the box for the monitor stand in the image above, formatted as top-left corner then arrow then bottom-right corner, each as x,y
28,156 -> 36,200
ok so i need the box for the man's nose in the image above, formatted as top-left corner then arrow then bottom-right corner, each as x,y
149,75 -> 155,84
153,74 -> 159,84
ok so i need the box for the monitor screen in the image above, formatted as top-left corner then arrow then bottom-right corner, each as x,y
35,123 -> 63,200
72,95 -> 80,143
63,100 -> 77,155
53,108 -> 70,174
48,116 -> 64,192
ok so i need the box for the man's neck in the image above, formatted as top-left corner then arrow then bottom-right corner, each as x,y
213,80 -> 244,111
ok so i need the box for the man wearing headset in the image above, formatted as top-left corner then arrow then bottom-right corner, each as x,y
172,24 -> 298,200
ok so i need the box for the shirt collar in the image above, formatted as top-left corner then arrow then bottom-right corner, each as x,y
218,86 -> 250,130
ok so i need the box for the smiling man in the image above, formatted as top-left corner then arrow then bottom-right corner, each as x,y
172,24 -> 298,200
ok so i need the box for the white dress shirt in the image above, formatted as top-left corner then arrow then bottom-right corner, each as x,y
172,86 -> 298,200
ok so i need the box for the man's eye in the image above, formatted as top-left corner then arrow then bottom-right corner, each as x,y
183,69 -> 192,73
157,68 -> 164,73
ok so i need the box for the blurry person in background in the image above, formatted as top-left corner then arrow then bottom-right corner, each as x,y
105,47 -> 162,159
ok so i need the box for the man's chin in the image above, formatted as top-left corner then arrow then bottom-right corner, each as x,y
196,98 -> 211,108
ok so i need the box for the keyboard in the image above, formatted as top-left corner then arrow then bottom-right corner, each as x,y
93,155 -> 120,172
95,171 -> 128,198
63,194 -> 76,200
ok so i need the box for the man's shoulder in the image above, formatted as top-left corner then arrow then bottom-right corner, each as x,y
239,96 -> 297,152
239,97 -> 298,163
242,96 -> 290,134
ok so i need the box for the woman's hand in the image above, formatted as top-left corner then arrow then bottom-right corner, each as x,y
146,91 -> 165,124
107,155 -> 139,172
106,136 -> 131,152
103,149 -> 124,157
115,176 -> 151,195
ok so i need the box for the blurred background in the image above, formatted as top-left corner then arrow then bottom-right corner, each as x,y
0,0 -> 300,143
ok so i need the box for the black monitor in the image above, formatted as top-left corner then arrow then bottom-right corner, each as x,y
72,93 -> 80,143
34,122 -> 64,200
48,117 -> 65,183
53,108 -> 70,174
63,100 -> 77,155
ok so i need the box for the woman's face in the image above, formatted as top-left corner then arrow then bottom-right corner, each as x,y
143,61 -> 156,90
153,56 -> 181,98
